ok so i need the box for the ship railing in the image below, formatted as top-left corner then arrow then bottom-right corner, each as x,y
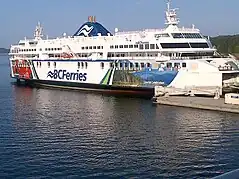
144,29 -> 165,32
106,55 -> 213,61
167,56 -> 213,61
177,28 -> 200,32
115,31 -> 143,35
115,29 -> 165,35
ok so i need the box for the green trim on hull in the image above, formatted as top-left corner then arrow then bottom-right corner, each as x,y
30,60 -> 39,79
100,68 -> 113,85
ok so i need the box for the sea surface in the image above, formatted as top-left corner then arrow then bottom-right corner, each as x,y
0,56 -> 239,179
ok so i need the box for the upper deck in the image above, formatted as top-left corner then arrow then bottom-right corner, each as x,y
9,0 -> 216,60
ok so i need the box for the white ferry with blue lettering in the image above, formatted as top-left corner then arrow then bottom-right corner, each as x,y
8,0 -> 239,97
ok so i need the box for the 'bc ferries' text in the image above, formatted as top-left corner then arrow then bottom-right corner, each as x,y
47,70 -> 87,81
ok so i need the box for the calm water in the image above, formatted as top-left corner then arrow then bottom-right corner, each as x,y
0,56 -> 239,179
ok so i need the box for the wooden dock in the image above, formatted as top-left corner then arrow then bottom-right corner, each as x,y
153,96 -> 239,113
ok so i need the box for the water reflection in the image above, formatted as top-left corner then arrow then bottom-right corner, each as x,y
8,85 -> 239,178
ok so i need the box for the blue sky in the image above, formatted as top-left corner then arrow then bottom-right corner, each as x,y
0,0 -> 238,47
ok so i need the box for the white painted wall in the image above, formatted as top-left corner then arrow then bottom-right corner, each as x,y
169,71 -> 222,88
33,61 -> 110,84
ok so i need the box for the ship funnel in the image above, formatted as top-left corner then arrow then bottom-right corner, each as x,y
88,16 -> 91,22
88,16 -> 96,22
73,16 -> 112,37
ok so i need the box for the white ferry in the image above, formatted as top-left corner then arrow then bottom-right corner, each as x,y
8,0 -> 239,97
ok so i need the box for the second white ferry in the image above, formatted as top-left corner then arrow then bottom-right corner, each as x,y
8,0 -> 239,97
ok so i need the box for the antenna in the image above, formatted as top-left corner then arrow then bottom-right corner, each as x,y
165,0 -> 179,26
34,22 -> 44,40
167,0 -> 171,12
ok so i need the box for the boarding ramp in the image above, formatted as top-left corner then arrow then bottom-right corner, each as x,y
154,86 -> 221,99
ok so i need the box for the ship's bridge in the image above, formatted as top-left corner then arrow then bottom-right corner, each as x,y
73,16 -> 112,37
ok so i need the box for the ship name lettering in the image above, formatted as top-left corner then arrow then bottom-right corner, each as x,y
47,69 -> 87,81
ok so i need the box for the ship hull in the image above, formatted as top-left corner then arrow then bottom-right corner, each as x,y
11,58 -> 239,98
9,59 -> 171,98
18,79 -> 154,98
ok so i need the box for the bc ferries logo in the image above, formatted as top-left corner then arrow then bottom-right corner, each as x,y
78,25 -> 93,37
47,69 -> 87,81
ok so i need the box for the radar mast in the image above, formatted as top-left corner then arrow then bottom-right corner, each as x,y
165,0 -> 180,26
34,22 -> 43,40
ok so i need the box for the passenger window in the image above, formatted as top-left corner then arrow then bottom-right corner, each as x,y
110,62 -> 114,68
130,63 -> 133,68
166,63 -> 172,68
81,62 -> 84,68
135,62 -> 139,68
150,44 -> 155,49
174,63 -> 180,67
101,62 -> 104,69
140,63 -> 145,68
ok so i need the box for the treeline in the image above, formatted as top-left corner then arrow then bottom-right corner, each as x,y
0,48 -> 9,53
210,34 -> 239,54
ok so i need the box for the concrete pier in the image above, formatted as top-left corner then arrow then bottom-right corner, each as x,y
153,96 -> 239,113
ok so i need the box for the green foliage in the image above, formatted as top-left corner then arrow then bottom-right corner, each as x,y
211,34 -> 239,54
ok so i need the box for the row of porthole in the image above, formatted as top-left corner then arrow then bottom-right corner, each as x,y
36,62 -> 42,67
77,62 -> 88,69
18,49 -> 37,52
99,62 -> 152,69
40,61 -> 90,69
107,53 -> 158,58
109,44 -> 160,50
37,61 -> 153,69
36,61 -> 54,68
81,46 -> 103,50
109,62 -> 151,68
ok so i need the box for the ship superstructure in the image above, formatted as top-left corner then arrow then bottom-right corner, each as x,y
8,0 -> 239,96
